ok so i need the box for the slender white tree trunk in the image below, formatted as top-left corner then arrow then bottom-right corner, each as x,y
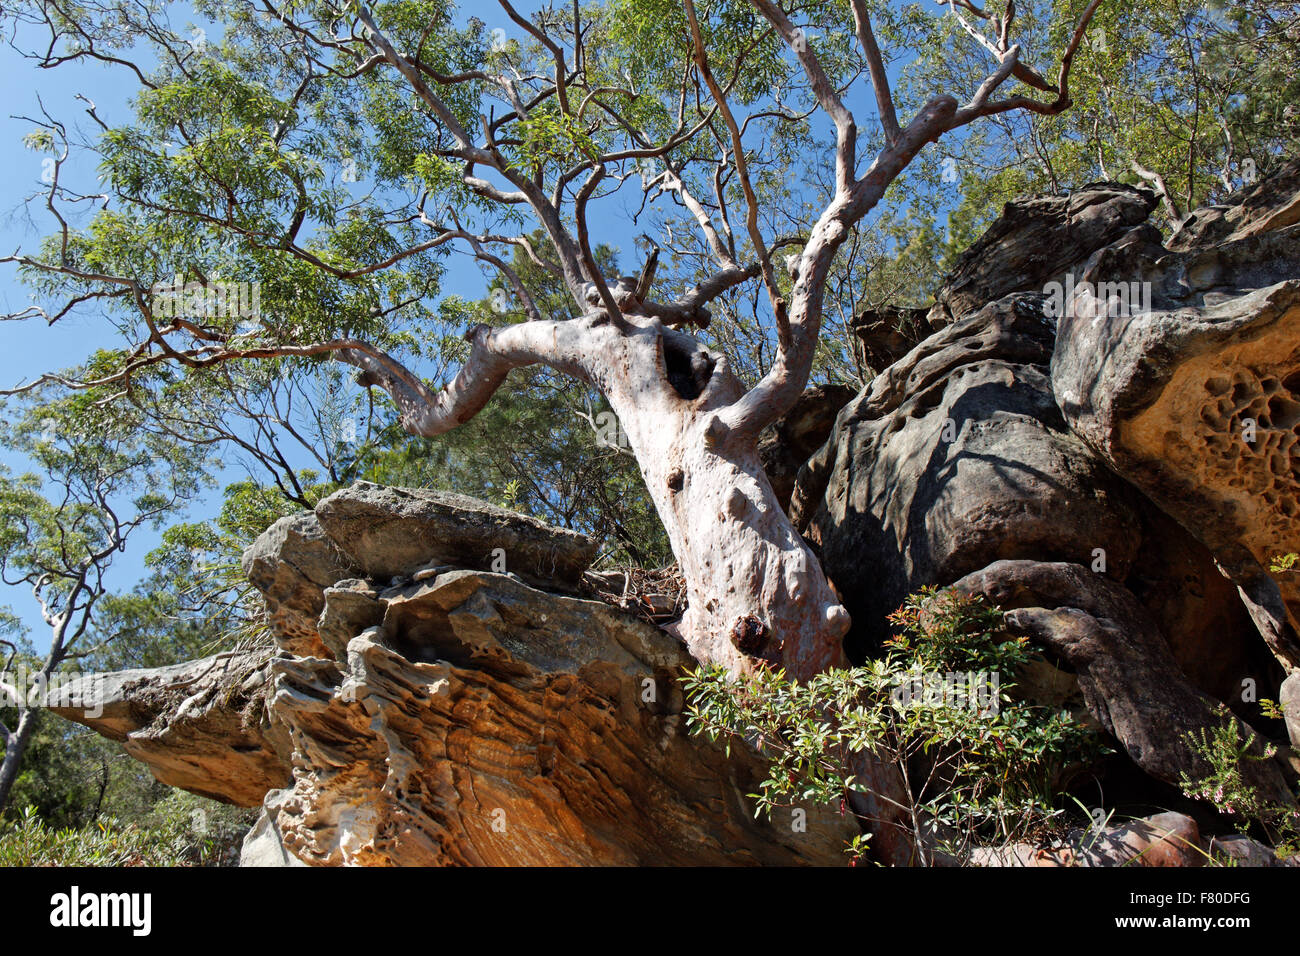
0,708 -> 39,813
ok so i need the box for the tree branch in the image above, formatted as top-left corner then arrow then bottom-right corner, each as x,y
849,0 -> 901,145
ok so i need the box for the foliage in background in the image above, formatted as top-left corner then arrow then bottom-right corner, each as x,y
0,795 -> 253,866
906,0 -> 1300,249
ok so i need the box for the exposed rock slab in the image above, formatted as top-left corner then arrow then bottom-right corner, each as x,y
1168,155 -> 1300,252
314,482 -> 598,590
757,383 -> 855,511
49,554 -> 861,866
266,569 -> 858,866
927,183 -> 1157,326
948,560 -> 1294,806
241,512 -> 355,658
1051,218 -> 1300,668
793,294 -> 1142,657
972,812 -> 1206,867
45,651 -> 291,807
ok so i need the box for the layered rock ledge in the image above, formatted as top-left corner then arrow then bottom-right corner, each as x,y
51,485 -> 856,866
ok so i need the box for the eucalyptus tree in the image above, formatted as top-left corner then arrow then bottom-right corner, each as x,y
360,244 -> 675,566
3,0 -> 1102,680
0,390 -> 204,810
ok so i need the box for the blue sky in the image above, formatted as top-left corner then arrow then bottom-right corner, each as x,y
1,27 -> 160,649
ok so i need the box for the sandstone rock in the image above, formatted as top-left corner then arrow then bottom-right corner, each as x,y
240,809 -> 307,867
793,294 -> 1143,657
1123,506 -> 1284,707
1051,215 -> 1300,668
50,560 -> 863,865
852,306 -> 936,373
757,383 -> 856,510
784,171 -> 1300,854
241,512 -> 356,658
314,482 -> 598,590
927,183 -> 1157,326
317,579 -> 383,662
977,815 -> 1300,867
45,651 -> 291,807
972,812 -> 1205,867
949,560 -> 1295,806
1205,833 -> 1299,867
265,569 -> 858,866
1168,155 -> 1300,252
1071,812 -> 1204,867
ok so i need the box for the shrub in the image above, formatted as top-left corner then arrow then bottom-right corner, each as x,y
1179,706 -> 1300,860
0,791 -> 256,867
0,806 -> 191,866
682,588 -> 1104,865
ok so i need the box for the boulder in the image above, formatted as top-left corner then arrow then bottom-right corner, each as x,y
314,482 -> 598,591
757,383 -> 856,511
793,294 -> 1143,657
852,306 -> 937,373
44,651 -> 291,807
1082,812 -> 1205,867
972,812 -> 1205,867
927,182 -> 1158,327
265,569 -> 858,866
241,512 -> 355,658
1205,833 -> 1299,867
50,521 -> 864,866
976,813 -> 1300,867
948,560 -> 1295,806
1051,209 -> 1300,669
1167,155 -> 1300,252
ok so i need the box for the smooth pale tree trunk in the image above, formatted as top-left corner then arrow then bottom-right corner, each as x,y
599,322 -> 851,680
0,708 -> 40,813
